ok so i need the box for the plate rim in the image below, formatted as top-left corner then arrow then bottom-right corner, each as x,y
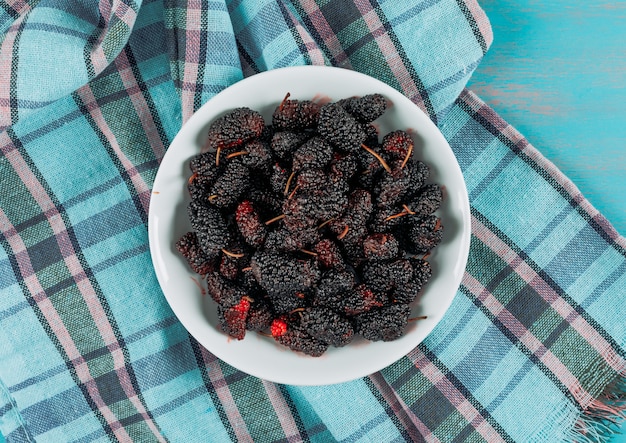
148,65 -> 471,386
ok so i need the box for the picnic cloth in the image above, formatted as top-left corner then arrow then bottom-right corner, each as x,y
1,0 -> 625,441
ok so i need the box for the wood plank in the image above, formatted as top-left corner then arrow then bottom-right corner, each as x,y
468,0 -> 626,236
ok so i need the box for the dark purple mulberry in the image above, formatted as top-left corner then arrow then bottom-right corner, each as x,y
313,268 -> 355,309
356,303 -> 412,342
300,306 -> 354,347
407,215 -> 443,253
217,297 -> 251,340
206,107 -> 265,151
240,139 -> 272,170
382,130 -> 413,162
206,271 -> 246,307
343,283 -> 386,316
175,232 -> 216,276
339,93 -> 387,123
271,318 -> 328,357
313,239 -> 345,270
362,233 -> 399,261
272,95 -> 320,130
407,184 -> 443,217
271,131 -> 309,160
235,200 -> 267,248
250,251 -> 320,298
209,160 -> 250,208
188,201 -> 230,258
246,299 -> 274,331
317,103 -> 366,153
292,136 -> 334,171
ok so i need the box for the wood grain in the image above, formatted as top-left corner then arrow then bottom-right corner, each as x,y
468,0 -> 626,237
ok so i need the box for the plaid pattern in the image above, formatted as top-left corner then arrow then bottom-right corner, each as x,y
0,0 -> 624,442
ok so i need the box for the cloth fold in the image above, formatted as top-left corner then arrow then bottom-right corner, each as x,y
0,0 -> 624,442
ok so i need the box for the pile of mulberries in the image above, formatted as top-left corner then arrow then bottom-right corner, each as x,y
176,93 -> 443,357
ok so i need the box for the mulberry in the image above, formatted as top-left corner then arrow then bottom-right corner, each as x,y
292,137 -> 334,171
271,131 -> 309,160
217,296 -> 251,340
250,251 -> 320,298
235,200 -> 267,248
356,304 -> 411,342
272,95 -> 320,131
339,93 -> 387,123
271,318 -> 328,357
175,231 -> 216,276
206,107 -> 265,151
209,160 -> 250,208
300,306 -> 354,347
187,201 -> 230,258
317,103 -> 366,153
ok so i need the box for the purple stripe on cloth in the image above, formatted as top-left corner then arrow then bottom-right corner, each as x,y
74,84 -> 152,217
181,0 -> 203,122
459,89 -> 626,250
470,214 -> 626,383
352,0 -> 427,114
279,1 -> 327,66
261,381 -> 305,442
368,372 -> 436,442
407,348 -> 508,442
0,15 -> 26,131
0,207 -> 134,441
0,127 -> 165,441
87,0 -> 139,76
296,0 -> 352,67
201,347 -> 254,443
463,0 -> 493,46
3,0 -> 30,15
462,269 -> 596,407
114,49 -> 167,161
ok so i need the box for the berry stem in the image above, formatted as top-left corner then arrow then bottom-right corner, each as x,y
215,147 -> 222,166
299,249 -> 318,257
317,218 -> 336,229
221,249 -> 245,258
226,151 -> 249,159
188,172 -> 198,185
241,266 -> 253,272
337,225 -> 350,240
284,171 -> 296,195
361,144 -> 391,173
279,92 -> 291,111
190,276 -> 206,297
402,204 -> 416,215
385,208 -> 411,221
287,184 -> 300,200
400,143 -> 414,169
264,214 -> 286,225
208,194 -> 218,202
408,315 -> 428,322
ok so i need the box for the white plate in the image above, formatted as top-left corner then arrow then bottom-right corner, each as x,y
148,66 -> 471,386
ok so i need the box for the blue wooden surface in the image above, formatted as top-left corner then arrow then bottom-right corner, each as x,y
468,0 -> 626,441
469,0 -> 626,237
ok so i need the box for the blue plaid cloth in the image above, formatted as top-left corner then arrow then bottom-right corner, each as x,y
0,0 -> 624,442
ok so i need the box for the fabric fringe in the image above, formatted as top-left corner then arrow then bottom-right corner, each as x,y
571,370 -> 626,443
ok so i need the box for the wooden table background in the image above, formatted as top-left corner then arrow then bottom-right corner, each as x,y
468,0 -> 626,440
